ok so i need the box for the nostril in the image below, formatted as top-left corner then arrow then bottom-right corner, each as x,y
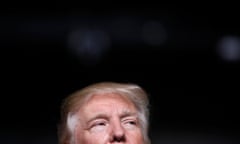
111,135 -> 126,143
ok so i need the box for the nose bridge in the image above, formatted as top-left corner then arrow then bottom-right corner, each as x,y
111,117 -> 124,136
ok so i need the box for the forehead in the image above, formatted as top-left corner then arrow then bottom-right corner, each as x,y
79,93 -> 137,114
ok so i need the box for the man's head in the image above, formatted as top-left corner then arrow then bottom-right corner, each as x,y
58,82 -> 150,144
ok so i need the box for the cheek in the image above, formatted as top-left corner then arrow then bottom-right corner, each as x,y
126,130 -> 144,144
76,128 -> 110,144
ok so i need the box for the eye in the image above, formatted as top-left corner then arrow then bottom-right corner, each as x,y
94,122 -> 106,126
123,118 -> 138,129
89,120 -> 108,132
128,121 -> 137,125
125,120 -> 137,126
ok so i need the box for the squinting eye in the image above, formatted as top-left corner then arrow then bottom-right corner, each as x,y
123,120 -> 138,128
90,121 -> 108,132
128,121 -> 136,125
93,122 -> 106,127
96,122 -> 106,126
129,121 -> 137,125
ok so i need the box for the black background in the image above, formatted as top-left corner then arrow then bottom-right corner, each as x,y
1,6 -> 240,144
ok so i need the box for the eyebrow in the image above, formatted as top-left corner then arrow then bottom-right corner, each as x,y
120,110 -> 138,119
86,114 -> 109,124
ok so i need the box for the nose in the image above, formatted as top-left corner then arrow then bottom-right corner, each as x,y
110,120 -> 126,143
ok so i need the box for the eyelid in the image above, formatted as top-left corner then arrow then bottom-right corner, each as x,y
89,119 -> 107,127
122,116 -> 138,123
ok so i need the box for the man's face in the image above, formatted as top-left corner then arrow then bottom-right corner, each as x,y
74,93 -> 144,144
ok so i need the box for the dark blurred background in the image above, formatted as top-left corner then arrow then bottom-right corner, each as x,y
1,7 -> 240,144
